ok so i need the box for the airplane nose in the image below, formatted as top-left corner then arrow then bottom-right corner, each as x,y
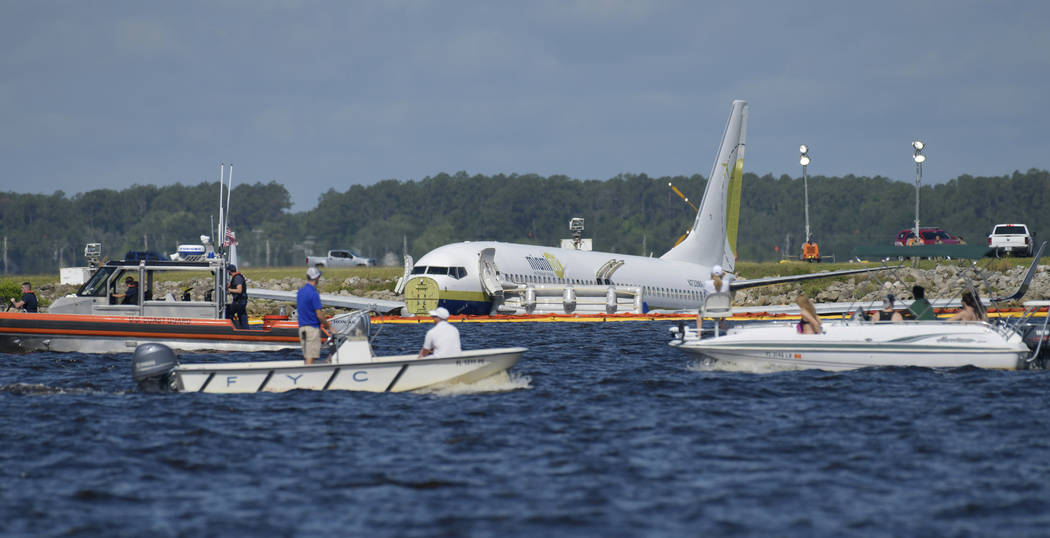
404,276 -> 440,315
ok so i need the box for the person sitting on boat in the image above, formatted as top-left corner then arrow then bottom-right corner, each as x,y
871,294 -> 904,322
226,264 -> 249,330
297,266 -> 333,365
418,306 -> 461,358
702,265 -> 731,295
10,282 -> 38,313
949,290 -> 988,322
907,285 -> 936,320
112,276 -> 140,305
796,294 -> 822,334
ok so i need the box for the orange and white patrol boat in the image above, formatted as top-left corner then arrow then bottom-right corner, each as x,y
0,255 -> 300,354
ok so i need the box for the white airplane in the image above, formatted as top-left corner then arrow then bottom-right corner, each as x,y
398,100 -> 884,316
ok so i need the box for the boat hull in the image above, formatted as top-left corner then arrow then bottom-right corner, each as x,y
0,312 -> 300,353
173,348 -> 526,393
671,320 -> 1030,371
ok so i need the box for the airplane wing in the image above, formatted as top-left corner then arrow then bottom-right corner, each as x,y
728,266 -> 899,291
249,288 -> 405,314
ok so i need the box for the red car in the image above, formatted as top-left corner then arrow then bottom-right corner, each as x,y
894,227 -> 963,246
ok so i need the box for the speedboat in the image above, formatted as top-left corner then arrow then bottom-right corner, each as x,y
670,318 -> 1033,371
671,242 -> 1049,372
132,311 -> 527,393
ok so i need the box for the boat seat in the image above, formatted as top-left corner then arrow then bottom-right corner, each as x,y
163,293 -> 177,301
701,292 -> 732,337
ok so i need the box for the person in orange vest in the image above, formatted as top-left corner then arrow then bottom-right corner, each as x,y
10,282 -> 38,312
802,239 -> 820,262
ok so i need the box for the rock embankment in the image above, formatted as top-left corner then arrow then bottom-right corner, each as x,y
23,265 -> 1050,314
733,265 -> 1050,307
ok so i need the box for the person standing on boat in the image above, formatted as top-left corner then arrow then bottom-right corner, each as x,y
297,266 -> 333,364
10,282 -> 38,312
908,285 -> 936,320
226,264 -> 249,329
418,306 -> 461,358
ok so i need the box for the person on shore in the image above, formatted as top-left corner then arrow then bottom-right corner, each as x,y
418,306 -> 461,358
297,266 -> 333,364
796,294 -> 822,334
908,285 -> 936,320
10,282 -> 38,312
949,290 -> 988,322
226,264 -> 249,329
871,294 -> 904,322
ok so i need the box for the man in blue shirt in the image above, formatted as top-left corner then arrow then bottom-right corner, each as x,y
296,266 -> 333,364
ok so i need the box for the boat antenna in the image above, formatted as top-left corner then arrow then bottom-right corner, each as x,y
225,163 -> 234,245
217,163 -> 225,251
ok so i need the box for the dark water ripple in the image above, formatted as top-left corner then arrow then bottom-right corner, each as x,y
4,321 -> 1050,536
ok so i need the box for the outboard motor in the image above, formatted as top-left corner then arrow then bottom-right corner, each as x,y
132,343 -> 178,392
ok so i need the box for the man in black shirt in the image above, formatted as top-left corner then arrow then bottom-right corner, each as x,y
11,282 -> 38,312
227,264 -> 249,329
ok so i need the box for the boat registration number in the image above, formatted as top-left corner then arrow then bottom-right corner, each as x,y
765,351 -> 802,360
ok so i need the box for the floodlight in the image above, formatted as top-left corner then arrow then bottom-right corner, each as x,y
800,155 -> 811,166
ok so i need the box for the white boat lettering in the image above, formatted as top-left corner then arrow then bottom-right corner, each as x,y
286,374 -> 302,384
226,375 -> 237,386
353,371 -> 368,382
937,337 -> 977,343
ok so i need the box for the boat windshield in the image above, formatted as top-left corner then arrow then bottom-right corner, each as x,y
77,266 -> 117,297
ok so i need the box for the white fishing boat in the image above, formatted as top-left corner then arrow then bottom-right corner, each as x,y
671,243 -> 1050,372
133,312 -> 526,393
670,318 -> 1033,371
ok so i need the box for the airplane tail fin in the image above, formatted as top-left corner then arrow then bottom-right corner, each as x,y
660,100 -> 748,272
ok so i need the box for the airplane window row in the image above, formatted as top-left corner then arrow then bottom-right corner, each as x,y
410,266 -> 467,279
501,274 -> 701,303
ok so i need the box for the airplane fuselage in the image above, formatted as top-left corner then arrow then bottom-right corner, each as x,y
405,241 -> 714,315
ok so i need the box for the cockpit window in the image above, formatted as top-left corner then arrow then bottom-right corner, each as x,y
411,266 -> 427,275
79,266 -> 117,297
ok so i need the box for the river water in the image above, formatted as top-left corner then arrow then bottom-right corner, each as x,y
3,321 -> 1050,537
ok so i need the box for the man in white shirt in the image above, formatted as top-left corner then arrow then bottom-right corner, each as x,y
702,265 -> 731,295
418,307 -> 461,358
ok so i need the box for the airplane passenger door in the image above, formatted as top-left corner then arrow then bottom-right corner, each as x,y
478,248 -> 503,299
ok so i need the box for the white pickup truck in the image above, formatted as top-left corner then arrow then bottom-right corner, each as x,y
987,223 -> 1034,257
306,249 -> 376,267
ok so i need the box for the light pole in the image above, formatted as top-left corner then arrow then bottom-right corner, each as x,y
800,145 -> 811,243
912,141 -> 926,241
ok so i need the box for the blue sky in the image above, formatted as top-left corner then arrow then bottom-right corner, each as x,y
2,1 -> 1048,210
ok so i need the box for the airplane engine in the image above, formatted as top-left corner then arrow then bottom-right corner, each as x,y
563,287 -> 577,314
524,285 -> 536,314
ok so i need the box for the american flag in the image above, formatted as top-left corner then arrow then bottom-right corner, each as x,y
224,226 -> 237,246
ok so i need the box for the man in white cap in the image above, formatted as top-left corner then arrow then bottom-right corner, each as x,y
297,266 -> 333,364
418,306 -> 461,358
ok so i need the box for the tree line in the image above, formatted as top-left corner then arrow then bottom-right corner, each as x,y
1,168 -> 1047,274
